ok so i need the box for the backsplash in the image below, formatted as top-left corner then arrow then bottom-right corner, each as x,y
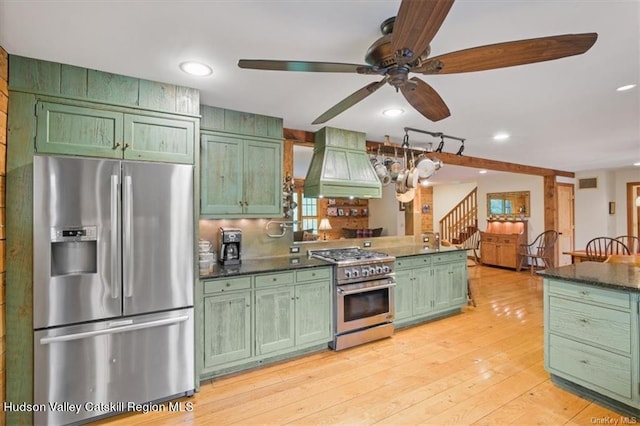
199,219 -> 293,260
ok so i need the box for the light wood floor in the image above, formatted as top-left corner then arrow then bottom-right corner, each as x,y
96,265 -> 624,425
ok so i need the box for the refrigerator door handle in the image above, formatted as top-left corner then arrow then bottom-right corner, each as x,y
38,315 -> 190,344
123,174 -> 134,298
110,174 -> 121,299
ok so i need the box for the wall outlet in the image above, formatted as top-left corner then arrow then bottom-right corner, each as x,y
363,241 -> 372,248
289,246 -> 300,254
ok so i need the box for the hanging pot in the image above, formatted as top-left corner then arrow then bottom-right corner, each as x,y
395,168 -> 408,194
395,187 -> 415,203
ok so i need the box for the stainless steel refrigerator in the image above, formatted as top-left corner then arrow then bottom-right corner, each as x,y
33,155 -> 195,425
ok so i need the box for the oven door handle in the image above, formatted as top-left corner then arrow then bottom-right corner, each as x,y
337,282 -> 396,296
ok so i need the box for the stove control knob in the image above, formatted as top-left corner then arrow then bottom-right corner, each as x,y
361,268 -> 369,277
344,270 -> 352,279
375,265 -> 383,274
352,269 -> 360,278
382,265 -> 390,274
369,267 -> 377,276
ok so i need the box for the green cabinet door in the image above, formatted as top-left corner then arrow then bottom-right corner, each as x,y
124,114 -> 194,163
394,268 -> 414,321
413,268 -> 434,316
450,261 -> 468,306
36,101 -> 196,163
243,138 -> 282,215
36,101 -> 123,158
433,264 -> 452,312
295,281 -> 332,346
200,132 -> 282,217
200,133 -> 243,215
203,292 -> 252,368
255,287 -> 295,355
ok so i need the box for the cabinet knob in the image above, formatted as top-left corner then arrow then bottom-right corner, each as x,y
272,277 -> 277,282
226,282 -> 231,287
113,142 -> 122,149
123,143 -> 130,151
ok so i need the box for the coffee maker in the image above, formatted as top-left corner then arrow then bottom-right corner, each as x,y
218,227 -> 242,265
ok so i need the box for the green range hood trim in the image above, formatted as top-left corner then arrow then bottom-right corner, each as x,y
304,127 -> 382,199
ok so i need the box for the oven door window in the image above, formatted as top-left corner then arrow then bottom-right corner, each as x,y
344,288 -> 390,322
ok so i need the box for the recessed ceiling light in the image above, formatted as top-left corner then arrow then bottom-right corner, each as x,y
382,108 -> 404,117
493,132 -> 510,141
616,84 -> 636,92
179,61 -> 212,76
634,162 -> 640,167
479,170 -> 488,174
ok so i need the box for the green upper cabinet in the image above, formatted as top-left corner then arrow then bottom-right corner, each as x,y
200,131 -> 282,217
35,101 -> 196,163
199,105 -> 283,218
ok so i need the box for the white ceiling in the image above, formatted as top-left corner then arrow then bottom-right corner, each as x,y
1,0 -> 639,179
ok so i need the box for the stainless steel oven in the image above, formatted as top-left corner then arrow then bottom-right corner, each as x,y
309,247 -> 396,351
336,277 -> 395,334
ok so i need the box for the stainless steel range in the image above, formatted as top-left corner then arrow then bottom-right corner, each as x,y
309,247 -> 396,351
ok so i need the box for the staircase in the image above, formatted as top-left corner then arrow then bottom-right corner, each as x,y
440,188 -> 478,244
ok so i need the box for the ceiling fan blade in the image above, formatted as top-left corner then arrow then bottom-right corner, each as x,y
391,0 -> 455,62
238,59 -> 375,73
415,33 -> 598,74
401,77 -> 450,122
312,78 -> 388,125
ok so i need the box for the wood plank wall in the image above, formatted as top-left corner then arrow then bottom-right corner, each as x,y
0,45 -> 8,426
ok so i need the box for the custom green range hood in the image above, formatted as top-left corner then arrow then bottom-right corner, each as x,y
304,127 -> 382,199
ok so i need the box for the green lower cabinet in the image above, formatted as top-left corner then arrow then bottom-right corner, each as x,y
544,278 -> 639,410
394,269 -> 414,321
394,253 -> 468,328
200,267 -> 333,379
255,286 -> 296,355
203,291 -> 252,368
413,270 -> 435,316
295,281 -> 332,346
36,100 -> 196,163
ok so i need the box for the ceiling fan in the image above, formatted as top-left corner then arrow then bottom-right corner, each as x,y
238,0 -> 597,125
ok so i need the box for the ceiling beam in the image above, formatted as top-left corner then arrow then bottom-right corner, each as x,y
283,127 -> 574,178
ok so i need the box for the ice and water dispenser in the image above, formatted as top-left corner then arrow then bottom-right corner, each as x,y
49,226 -> 98,276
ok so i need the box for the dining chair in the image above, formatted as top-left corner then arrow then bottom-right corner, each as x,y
517,230 -> 559,274
585,237 -> 630,261
604,254 -> 640,266
455,229 -> 481,266
615,235 -> 640,254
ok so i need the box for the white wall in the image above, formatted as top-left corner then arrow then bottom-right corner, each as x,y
574,167 -> 640,248
369,183 -> 404,236
433,181 -> 477,233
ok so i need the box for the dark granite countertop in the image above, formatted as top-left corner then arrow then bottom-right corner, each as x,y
200,245 -> 468,280
539,261 -> 640,293
200,256 -> 331,280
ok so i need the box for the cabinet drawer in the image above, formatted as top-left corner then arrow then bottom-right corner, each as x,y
255,271 -> 295,287
482,235 -> 497,243
204,276 -> 252,294
499,237 -> 516,244
432,251 -> 466,264
395,256 -> 430,269
547,280 -> 630,309
548,334 -> 631,399
296,267 -> 331,283
549,297 -> 630,353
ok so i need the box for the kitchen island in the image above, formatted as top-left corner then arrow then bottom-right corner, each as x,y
198,246 -> 468,379
540,262 -> 640,416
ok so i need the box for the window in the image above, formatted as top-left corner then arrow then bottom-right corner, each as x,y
292,191 -> 318,233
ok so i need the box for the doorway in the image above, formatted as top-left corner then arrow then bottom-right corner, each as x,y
627,182 -> 640,238
557,183 -> 575,266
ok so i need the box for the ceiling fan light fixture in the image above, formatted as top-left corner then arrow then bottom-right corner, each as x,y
493,132 -> 510,141
382,108 -> 404,117
616,84 -> 636,92
179,61 -> 213,76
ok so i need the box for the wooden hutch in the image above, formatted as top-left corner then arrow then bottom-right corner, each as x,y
480,219 -> 528,269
